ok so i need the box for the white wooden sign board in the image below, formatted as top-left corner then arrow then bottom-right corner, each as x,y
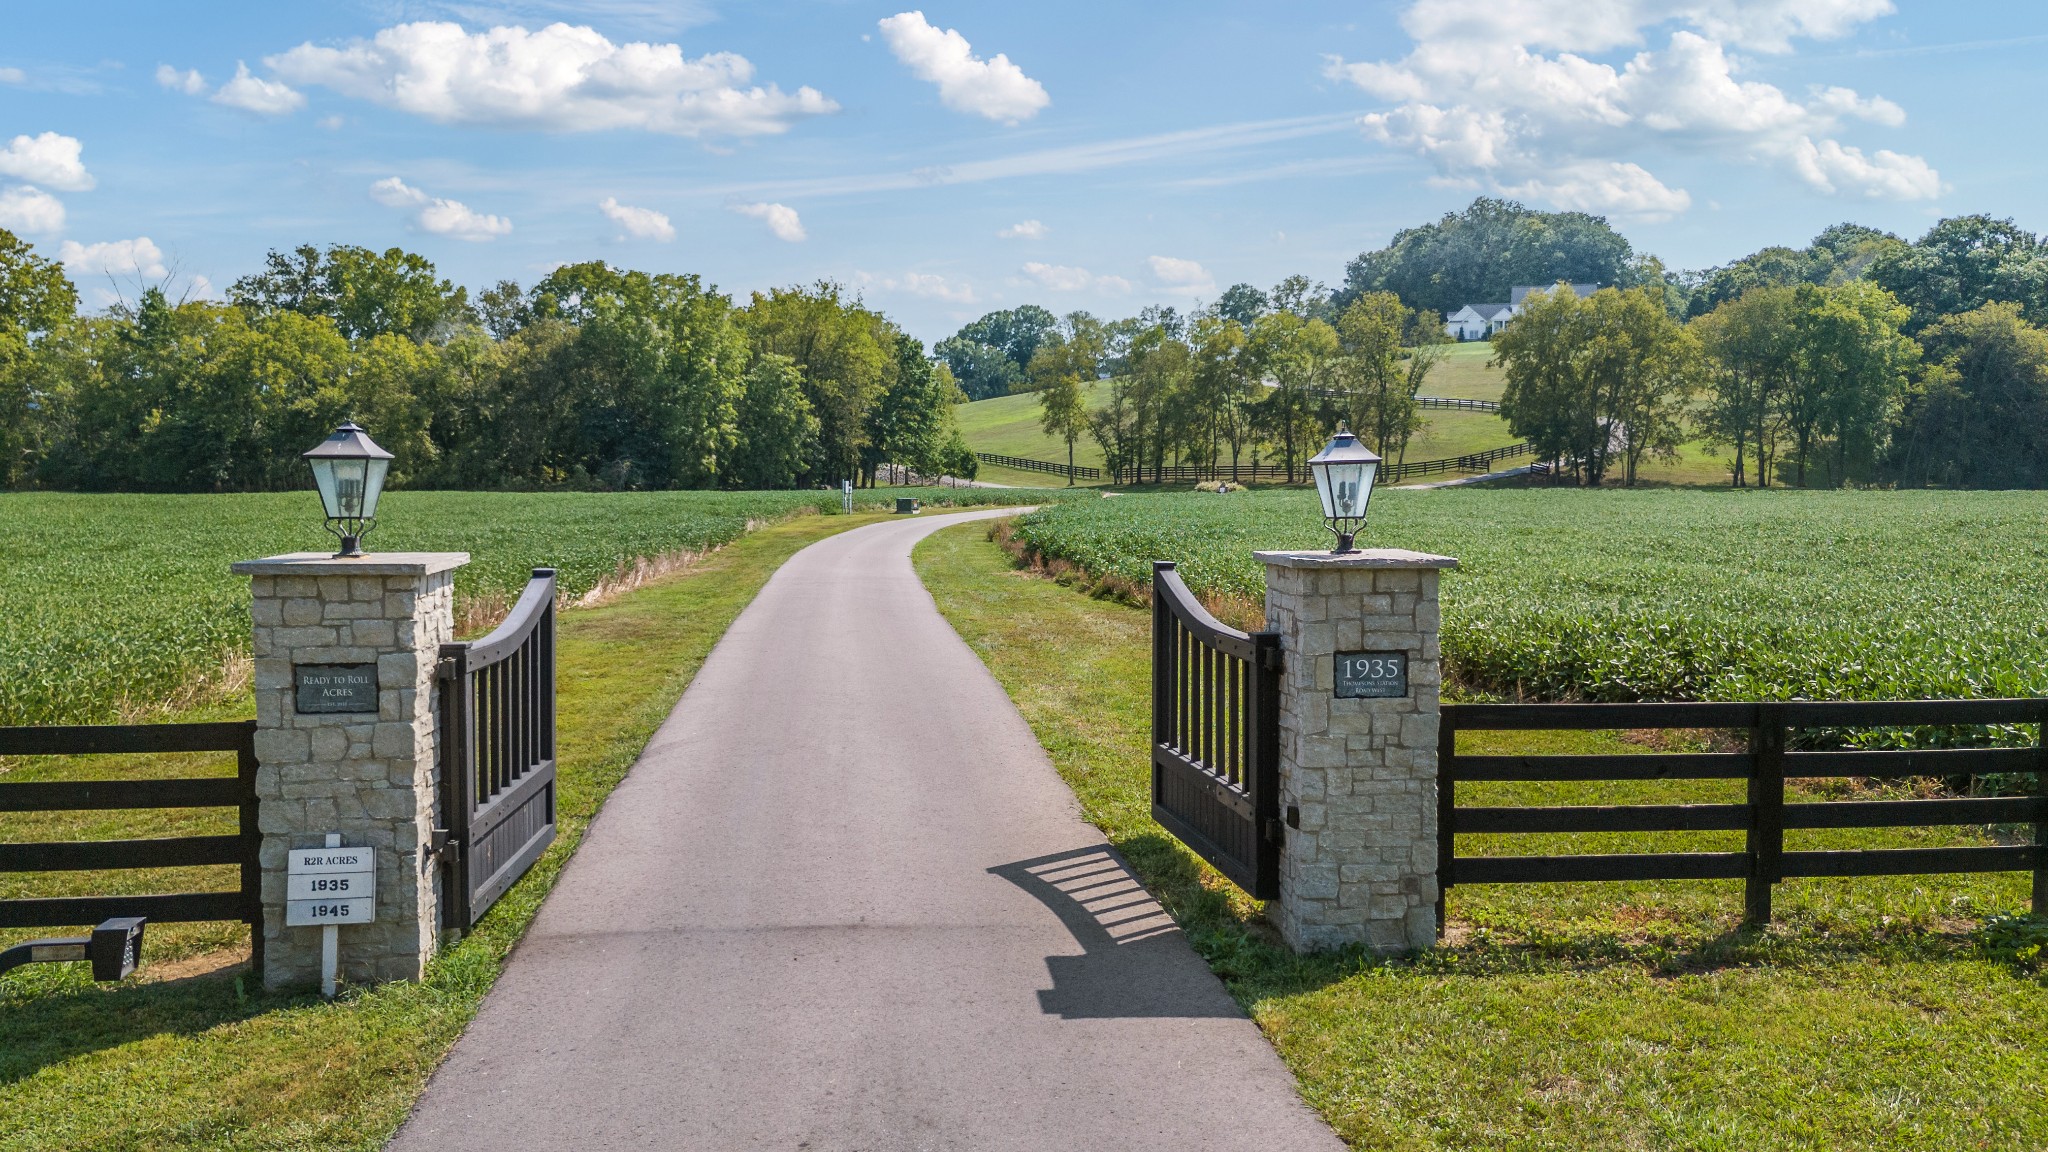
286,845 -> 376,926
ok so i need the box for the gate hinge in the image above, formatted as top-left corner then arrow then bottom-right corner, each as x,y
427,828 -> 460,864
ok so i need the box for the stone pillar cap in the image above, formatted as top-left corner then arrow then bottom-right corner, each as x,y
231,552 -> 471,577
1254,548 -> 1457,570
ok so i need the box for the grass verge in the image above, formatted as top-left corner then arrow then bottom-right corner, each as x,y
0,512 -> 887,1152
914,520 -> 2048,1152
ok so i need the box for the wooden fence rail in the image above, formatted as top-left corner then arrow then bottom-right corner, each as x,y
1437,698 -> 2048,928
0,721 -> 262,975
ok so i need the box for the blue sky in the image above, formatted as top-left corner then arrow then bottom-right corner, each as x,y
2,1 -> 2044,342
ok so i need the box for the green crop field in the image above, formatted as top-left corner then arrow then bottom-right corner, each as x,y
1008,487 -> 2048,721
0,486 -> 1058,728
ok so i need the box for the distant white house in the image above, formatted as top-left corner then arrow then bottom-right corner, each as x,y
1444,283 -> 1600,340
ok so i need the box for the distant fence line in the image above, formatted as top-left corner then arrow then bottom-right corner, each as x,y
975,452 -> 1103,481
1415,396 -> 1502,413
978,441 -> 1538,487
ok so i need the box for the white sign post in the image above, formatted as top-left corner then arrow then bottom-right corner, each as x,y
842,479 -> 854,514
287,835 -> 376,997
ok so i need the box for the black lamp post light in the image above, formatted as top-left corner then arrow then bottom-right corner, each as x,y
303,422 -> 394,558
1307,423 -> 1381,555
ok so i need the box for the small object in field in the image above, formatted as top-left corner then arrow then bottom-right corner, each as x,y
895,498 -> 922,515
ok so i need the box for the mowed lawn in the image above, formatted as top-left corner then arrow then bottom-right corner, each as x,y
0,513 -> 890,1152
915,521 -> 2048,1152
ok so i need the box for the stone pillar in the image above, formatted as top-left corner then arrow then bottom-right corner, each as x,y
230,551 -> 468,989
1256,548 -> 1457,953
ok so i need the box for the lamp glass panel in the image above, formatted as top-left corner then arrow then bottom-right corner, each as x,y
1327,460 -> 1373,518
309,458 -> 343,519
360,457 -> 391,519
331,458 -> 370,518
1312,460 -> 1338,520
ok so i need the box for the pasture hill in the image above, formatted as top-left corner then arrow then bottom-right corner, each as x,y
957,343 -> 1729,487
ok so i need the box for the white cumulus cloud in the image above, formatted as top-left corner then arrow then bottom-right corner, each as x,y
599,196 -> 675,241
0,185 -> 65,234
212,63 -> 305,115
371,176 -> 513,240
1327,0 -> 1935,214
878,12 -> 1049,124
998,219 -> 1047,239
730,201 -> 805,241
268,21 -> 837,138
1022,262 -> 1130,295
156,65 -> 208,95
1148,255 -> 1215,293
60,237 -> 168,279
0,132 -> 93,192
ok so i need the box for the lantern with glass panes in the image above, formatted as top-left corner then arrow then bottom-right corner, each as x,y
1307,423 -> 1381,554
302,422 -> 394,558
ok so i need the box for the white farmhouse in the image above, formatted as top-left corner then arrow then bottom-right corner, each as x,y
1444,283 -> 1601,341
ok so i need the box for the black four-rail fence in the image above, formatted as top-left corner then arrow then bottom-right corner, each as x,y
0,720 -> 264,976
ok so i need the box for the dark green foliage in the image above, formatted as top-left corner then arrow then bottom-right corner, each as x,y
1339,197 -> 1636,317
2,230 -> 962,494
1685,224 -> 1905,318
1892,303 -> 2048,488
1870,215 -> 2048,335
935,305 -> 1058,399
230,243 -> 472,342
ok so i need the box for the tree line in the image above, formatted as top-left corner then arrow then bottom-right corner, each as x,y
946,285 -> 1444,486
0,236 -> 973,492
938,199 -> 2048,489
1494,213 -> 2048,488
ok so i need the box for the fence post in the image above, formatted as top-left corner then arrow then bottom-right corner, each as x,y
2035,700 -> 2048,917
231,550 -> 469,989
1745,703 -> 1786,926
1256,546 -> 1458,953
1435,709 -> 1456,937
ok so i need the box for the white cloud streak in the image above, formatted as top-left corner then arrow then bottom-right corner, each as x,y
0,132 -> 93,192
598,196 -> 675,241
212,62 -> 305,115
0,68 -> 24,86
268,21 -> 837,138
1148,255 -> 1215,293
0,185 -> 65,234
371,176 -> 513,240
998,219 -> 1047,239
155,65 -> 208,95
60,237 -> 168,279
878,11 -> 1049,124
729,200 -> 805,241
1328,0 -> 1936,214
1022,262 -> 1131,295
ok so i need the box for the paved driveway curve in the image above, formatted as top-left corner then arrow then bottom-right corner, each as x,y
388,509 -> 1343,1151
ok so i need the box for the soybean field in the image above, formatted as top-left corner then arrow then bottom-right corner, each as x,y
0,487 -> 1054,726
1009,487 -> 2048,717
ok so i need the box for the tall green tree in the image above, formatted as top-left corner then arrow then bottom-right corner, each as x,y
1333,292 -> 1435,461
1891,304 -> 2048,488
1341,197 -> 1635,317
1693,286 -> 1800,486
231,243 -> 472,342
0,229 -> 77,485
1869,216 -> 2048,333
743,282 -> 894,486
1784,282 -> 1919,486
729,354 -> 818,488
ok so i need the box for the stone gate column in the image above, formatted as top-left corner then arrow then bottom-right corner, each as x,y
230,551 -> 468,989
1256,548 -> 1457,953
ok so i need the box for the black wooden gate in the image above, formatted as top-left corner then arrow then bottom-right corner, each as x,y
1150,561 -> 1283,898
438,569 -> 558,931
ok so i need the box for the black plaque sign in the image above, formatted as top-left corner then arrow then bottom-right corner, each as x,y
1334,651 -> 1408,699
295,664 -> 379,714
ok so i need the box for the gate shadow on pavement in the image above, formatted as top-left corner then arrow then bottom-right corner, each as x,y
988,846 -> 1244,1020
